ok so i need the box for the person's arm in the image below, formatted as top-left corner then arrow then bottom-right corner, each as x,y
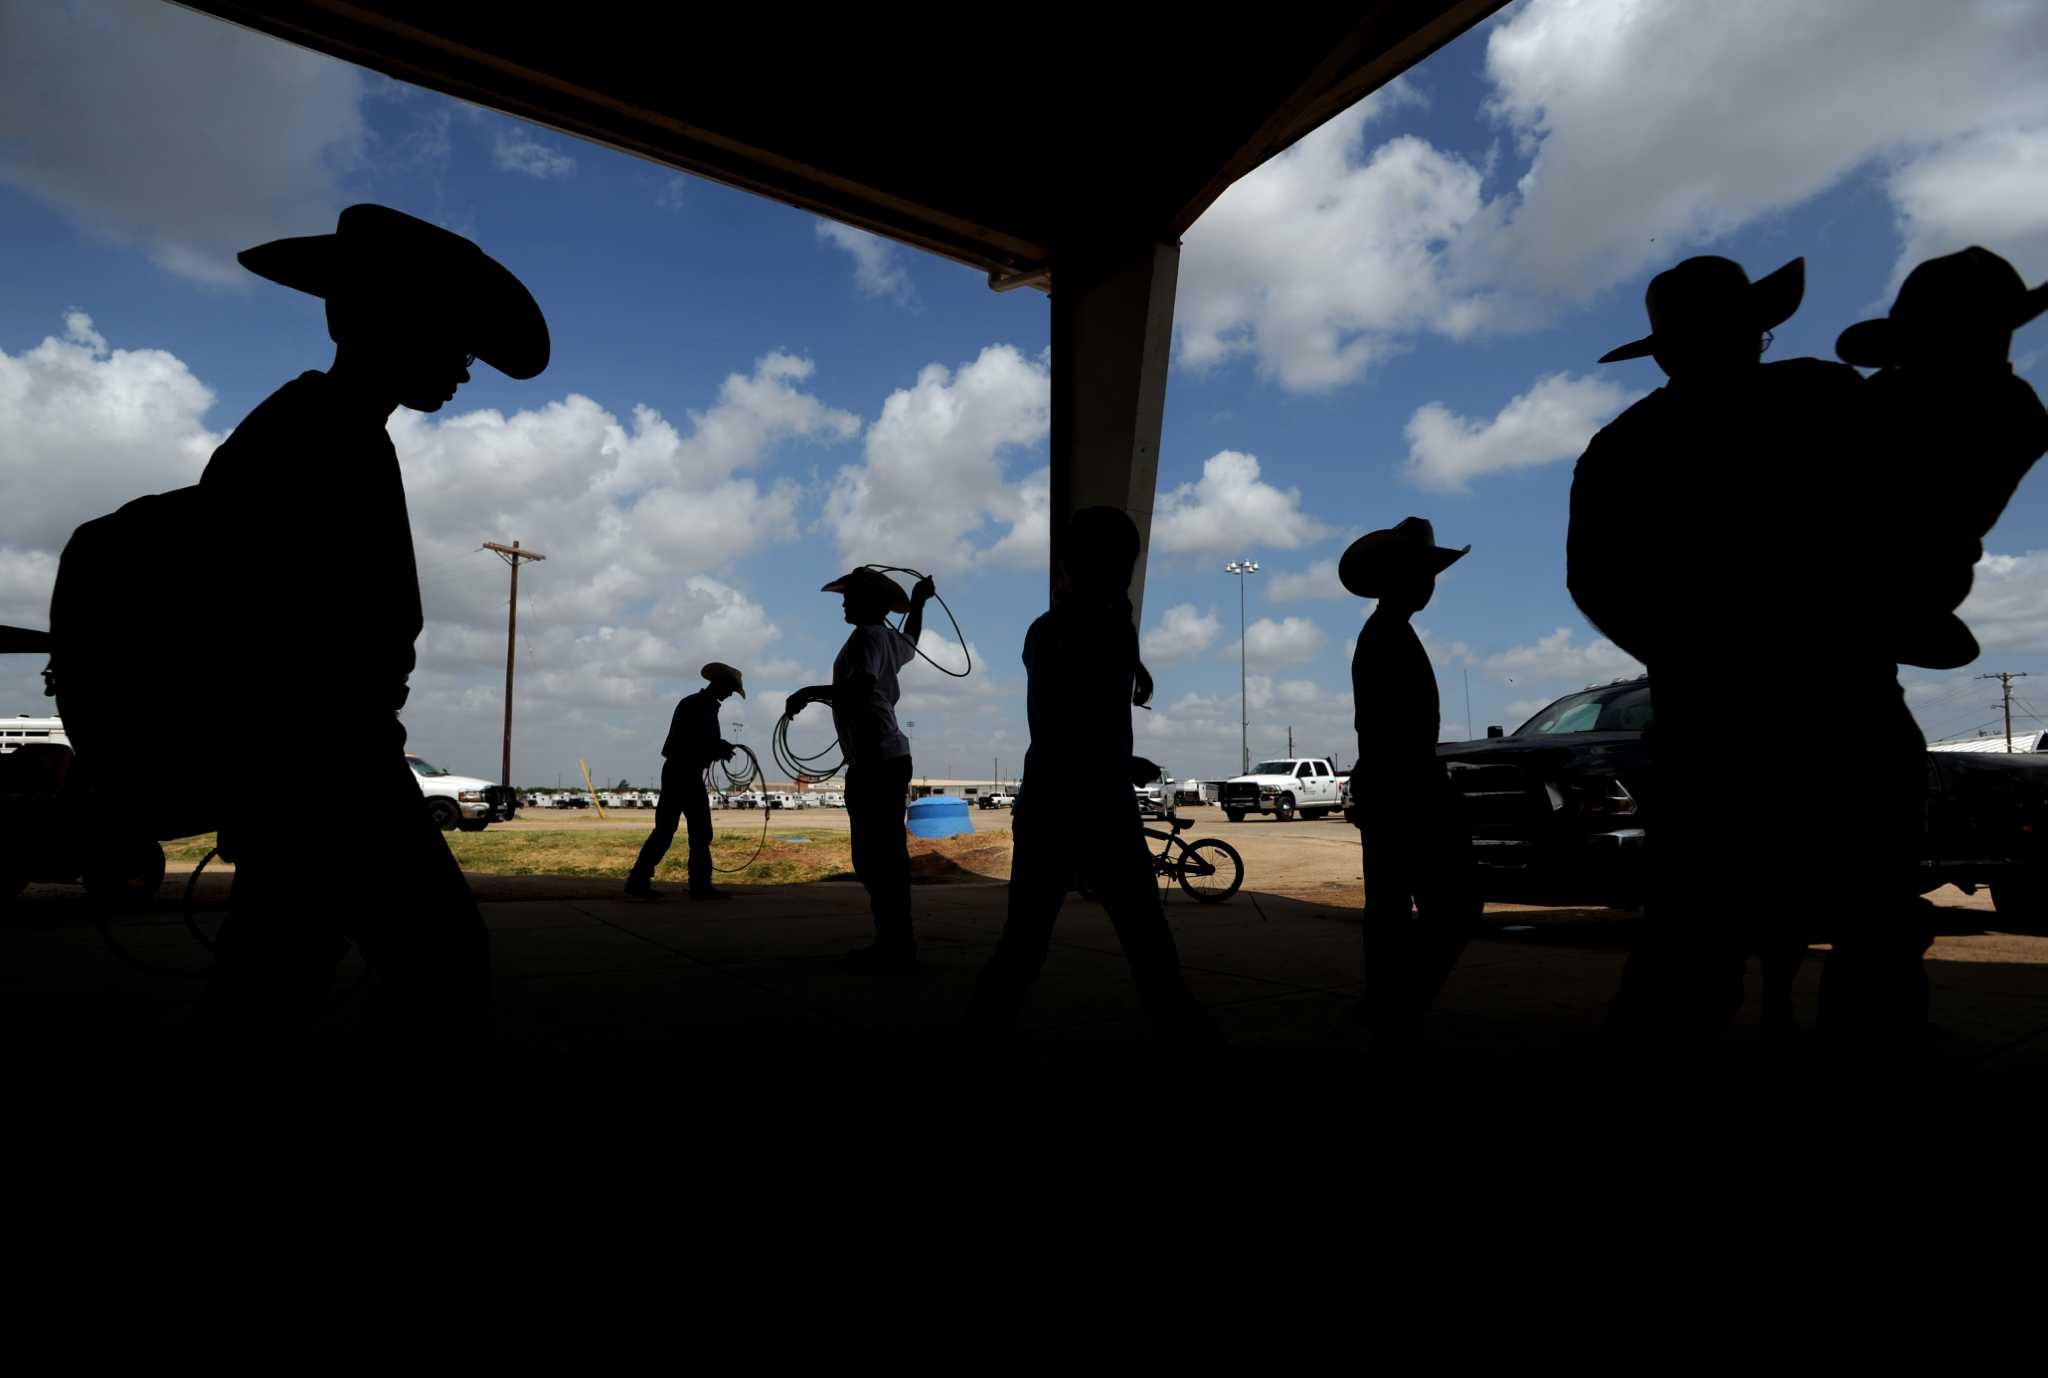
785,683 -> 835,715
901,576 -> 935,649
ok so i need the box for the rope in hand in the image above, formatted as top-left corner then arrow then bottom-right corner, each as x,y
704,742 -> 772,874
862,564 -> 971,678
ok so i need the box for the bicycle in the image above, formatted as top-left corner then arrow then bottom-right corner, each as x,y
1071,811 -> 1243,903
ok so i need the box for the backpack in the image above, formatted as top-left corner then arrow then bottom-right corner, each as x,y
49,486 -> 226,841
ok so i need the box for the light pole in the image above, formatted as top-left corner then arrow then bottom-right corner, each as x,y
1225,559 -> 1259,774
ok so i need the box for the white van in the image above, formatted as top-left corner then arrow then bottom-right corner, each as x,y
0,716 -> 70,754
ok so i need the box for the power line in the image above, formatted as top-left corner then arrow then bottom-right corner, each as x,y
1978,671 -> 2030,752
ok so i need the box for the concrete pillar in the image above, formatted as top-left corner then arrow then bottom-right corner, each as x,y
1047,239 -> 1180,622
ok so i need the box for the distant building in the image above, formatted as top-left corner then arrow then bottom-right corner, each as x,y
1928,731 -> 2048,754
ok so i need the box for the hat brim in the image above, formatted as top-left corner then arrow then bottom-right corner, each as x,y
1839,280 -> 2048,368
701,662 -> 745,696
1338,538 -> 1470,599
1896,614 -> 1980,672
0,624 -> 52,655
237,234 -> 550,380
1599,257 -> 1805,365
821,571 -> 911,615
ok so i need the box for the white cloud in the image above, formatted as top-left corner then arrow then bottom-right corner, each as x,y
493,128 -> 577,179
1404,372 -> 1640,493
816,221 -> 915,303
1151,451 -> 1331,556
1886,126 -> 2048,292
1267,558 -> 1345,602
1141,604 -> 1221,664
1176,0 -> 2048,390
0,313 -> 223,552
1235,616 -> 1326,666
1961,551 -> 2048,653
824,345 -> 1050,573
1483,626 -> 1644,687
1178,85 -> 1485,391
0,0 -> 367,284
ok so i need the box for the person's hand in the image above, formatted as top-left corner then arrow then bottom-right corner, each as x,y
786,691 -> 809,716
911,575 -> 936,604
722,743 -> 737,762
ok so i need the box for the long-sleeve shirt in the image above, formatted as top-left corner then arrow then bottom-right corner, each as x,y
1351,609 -> 1440,801
662,689 -> 726,767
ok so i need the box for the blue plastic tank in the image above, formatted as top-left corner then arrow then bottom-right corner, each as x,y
905,795 -> 972,839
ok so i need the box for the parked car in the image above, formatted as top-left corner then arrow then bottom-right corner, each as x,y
407,754 -> 516,832
1219,758 -> 1343,822
1439,676 -> 2048,919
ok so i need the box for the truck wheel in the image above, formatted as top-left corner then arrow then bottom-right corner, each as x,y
1224,809 -> 1245,824
83,842 -> 165,911
1275,793 -> 1296,822
427,798 -> 461,831
1992,875 -> 2047,929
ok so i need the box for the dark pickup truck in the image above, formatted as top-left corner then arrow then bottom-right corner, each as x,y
1438,676 -> 2048,920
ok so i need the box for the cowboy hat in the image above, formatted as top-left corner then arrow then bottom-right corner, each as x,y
1338,517 -> 1470,598
1599,256 -> 1805,364
701,662 -> 745,697
239,204 -> 550,380
1836,246 -> 2048,368
821,567 -> 910,614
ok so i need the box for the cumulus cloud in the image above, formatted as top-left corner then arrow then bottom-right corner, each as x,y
0,0 -> 367,283
1151,451 -> 1331,556
1176,0 -> 2048,390
1233,616 -> 1326,666
1960,551 -> 2048,653
1141,604 -> 1222,664
0,312 -> 223,552
816,221 -> 916,303
1483,626 -> 1644,687
1403,372 -> 1640,493
1266,558 -> 1345,602
824,345 -> 1050,572
492,127 -> 577,179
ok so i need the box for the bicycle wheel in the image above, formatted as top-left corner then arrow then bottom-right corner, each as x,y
1175,838 -> 1243,903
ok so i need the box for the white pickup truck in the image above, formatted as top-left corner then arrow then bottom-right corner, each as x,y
407,754 -> 516,832
1219,758 -> 1344,822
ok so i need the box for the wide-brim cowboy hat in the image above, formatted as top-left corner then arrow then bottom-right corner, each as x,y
238,203 -> 550,380
1836,246 -> 2048,368
1898,615 -> 1981,673
1599,256 -> 1805,364
701,662 -> 745,696
821,567 -> 910,614
1339,517 -> 1470,599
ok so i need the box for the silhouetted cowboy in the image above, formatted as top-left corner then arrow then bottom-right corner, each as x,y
1572,254 -> 1925,1049
964,507 -> 1214,1042
1837,246 -> 2048,671
787,567 -> 933,971
627,662 -> 743,902
197,204 -> 548,1048
1340,517 -> 1478,1044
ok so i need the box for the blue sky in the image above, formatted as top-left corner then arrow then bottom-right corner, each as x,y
4,0 -> 2047,785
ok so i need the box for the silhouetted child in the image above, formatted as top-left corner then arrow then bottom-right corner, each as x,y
196,205 -> 549,1049
965,507 -> 1214,1042
1340,517 -> 1477,1044
1837,246 -> 2048,671
788,567 -> 933,971
626,662 -> 743,902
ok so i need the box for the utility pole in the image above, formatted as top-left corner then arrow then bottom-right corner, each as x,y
1226,559 -> 1260,774
1978,671 -> 2030,752
484,540 -> 546,787
1287,725 -> 1294,756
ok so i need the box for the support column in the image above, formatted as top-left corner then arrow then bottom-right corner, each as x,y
1048,239 -> 1180,622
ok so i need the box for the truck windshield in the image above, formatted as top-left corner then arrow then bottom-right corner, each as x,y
408,758 -> 451,777
1515,683 -> 1653,736
1251,761 -> 1293,775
